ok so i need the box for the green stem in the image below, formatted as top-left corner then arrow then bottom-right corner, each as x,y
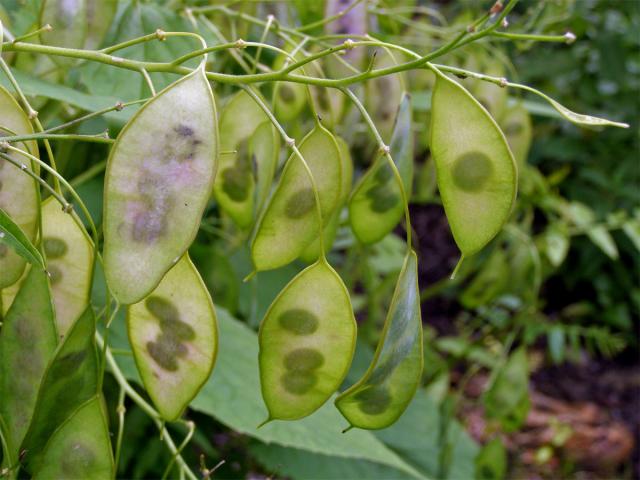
1,132 -> 113,144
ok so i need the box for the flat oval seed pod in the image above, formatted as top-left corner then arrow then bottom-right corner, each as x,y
499,103 -> 532,169
365,53 -> 405,141
128,254 -> 217,421
40,0 -> 88,55
42,197 -> 94,337
335,251 -> 422,430
21,306 -> 99,473
430,69 -> 517,257
213,90 -> 273,228
252,125 -> 342,271
259,260 -> 356,421
0,85 -> 39,289
0,268 -> 57,466
32,396 -> 114,480
299,136 -> 353,263
103,68 -> 218,305
350,93 -> 413,244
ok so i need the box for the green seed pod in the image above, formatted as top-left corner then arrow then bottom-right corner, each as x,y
214,90 -> 278,228
0,85 -> 39,289
474,58 -> 508,120
128,255 -> 218,421
103,68 -> 218,305
299,136 -> 353,262
250,120 -> 281,215
21,306 -> 99,473
430,69 -> 517,257
350,93 -> 413,244
259,259 -> 356,421
365,53 -> 405,141
32,396 -> 114,480
0,268 -> 57,466
335,251 -> 422,430
40,0 -> 88,56
251,124 -> 342,271
499,102 -> 533,169
42,198 -> 94,337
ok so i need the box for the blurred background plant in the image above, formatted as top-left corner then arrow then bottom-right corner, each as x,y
0,0 -> 637,479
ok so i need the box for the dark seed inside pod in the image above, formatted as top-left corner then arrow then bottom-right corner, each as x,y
284,348 -> 324,372
278,308 -> 319,335
284,188 -> 316,219
44,237 -> 68,259
354,386 -> 393,415
281,371 -> 318,395
452,151 -> 493,192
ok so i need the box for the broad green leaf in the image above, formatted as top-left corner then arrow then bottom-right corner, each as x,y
40,0 -> 88,59
214,90 -> 277,228
500,102 -> 533,169
32,396 -> 114,480
0,268 -> 57,467
112,309 -> 423,478
42,197 -> 95,337
0,84 -> 40,288
543,223 -> 569,267
21,306 -> 99,473
623,219 -> 640,251
128,255 -> 218,421
259,259 -> 356,421
566,202 -> 619,259
336,251 -> 422,430
300,135 -> 352,262
475,438 -> 507,480
430,69 -> 517,257
0,206 -> 44,272
483,348 -> 529,432
103,67 -> 218,304
350,93 -> 413,244
252,124 -> 342,271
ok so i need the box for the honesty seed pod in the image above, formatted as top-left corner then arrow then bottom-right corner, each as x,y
335,251 -> 422,430
251,124 -> 343,271
430,68 -> 517,260
128,255 -> 218,421
259,259 -> 356,422
103,67 -> 218,304
0,85 -> 39,289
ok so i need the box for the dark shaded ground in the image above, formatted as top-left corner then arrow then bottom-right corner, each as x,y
409,203 -> 640,478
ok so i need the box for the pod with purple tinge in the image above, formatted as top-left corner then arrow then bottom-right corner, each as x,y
103,67 -> 218,305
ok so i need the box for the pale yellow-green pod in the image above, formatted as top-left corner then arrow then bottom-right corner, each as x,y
42,197 -> 94,338
0,85 -> 39,289
103,68 -> 218,305
499,102 -> 533,169
214,90 -> 277,228
259,259 -> 356,422
251,124 -> 342,271
335,251 -> 422,430
430,68 -> 517,258
128,255 -> 218,421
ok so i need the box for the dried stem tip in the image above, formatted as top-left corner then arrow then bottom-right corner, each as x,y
155,29 -> 166,41
564,32 -> 577,44
490,1 -> 504,15
235,38 -> 247,49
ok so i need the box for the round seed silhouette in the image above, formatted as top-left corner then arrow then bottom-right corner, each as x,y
452,151 -> 493,192
284,348 -> 324,372
285,188 -> 316,219
43,237 -> 68,259
354,386 -> 393,415
278,309 -> 319,335
282,371 -> 318,395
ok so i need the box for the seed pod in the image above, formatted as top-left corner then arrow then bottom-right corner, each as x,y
259,259 -> 356,421
350,93 -> 413,244
250,120 -> 280,215
499,102 -> 533,169
31,396 -> 114,480
0,268 -> 57,465
103,68 -> 218,304
128,255 -> 217,421
365,53 -> 405,141
214,90 -> 278,228
300,136 -> 353,262
335,251 -> 422,430
430,69 -> 517,257
21,306 -> 99,473
251,124 -> 342,271
0,85 -> 39,289
42,197 -> 94,337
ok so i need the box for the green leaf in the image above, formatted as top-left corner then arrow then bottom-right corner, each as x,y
31,396 -> 114,480
475,438 -> 507,480
622,219 -> 640,251
112,309 -> 423,479
21,306 -> 100,473
0,268 -> 57,467
0,206 -> 44,270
